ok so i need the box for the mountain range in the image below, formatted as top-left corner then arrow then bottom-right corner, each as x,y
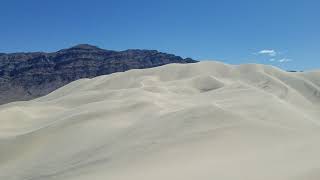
0,44 -> 196,104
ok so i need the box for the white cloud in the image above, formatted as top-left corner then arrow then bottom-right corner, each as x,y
278,58 -> 292,63
258,49 -> 277,57
253,49 -> 293,64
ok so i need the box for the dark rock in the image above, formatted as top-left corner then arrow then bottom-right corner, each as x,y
0,44 -> 197,104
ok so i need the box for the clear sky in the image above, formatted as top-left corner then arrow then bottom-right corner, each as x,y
0,0 -> 319,70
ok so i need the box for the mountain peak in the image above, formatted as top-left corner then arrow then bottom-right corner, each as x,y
70,44 -> 101,50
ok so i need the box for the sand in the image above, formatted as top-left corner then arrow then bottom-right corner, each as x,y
0,61 -> 320,180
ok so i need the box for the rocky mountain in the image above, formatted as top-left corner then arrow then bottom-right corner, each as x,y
0,44 -> 197,104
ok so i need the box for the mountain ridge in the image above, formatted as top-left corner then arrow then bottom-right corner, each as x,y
0,44 -> 197,104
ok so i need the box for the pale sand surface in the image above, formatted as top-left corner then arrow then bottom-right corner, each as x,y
0,61 -> 320,180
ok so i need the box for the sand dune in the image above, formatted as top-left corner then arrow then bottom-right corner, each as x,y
0,61 -> 320,180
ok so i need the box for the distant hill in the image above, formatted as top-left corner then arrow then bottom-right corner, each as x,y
0,44 -> 197,104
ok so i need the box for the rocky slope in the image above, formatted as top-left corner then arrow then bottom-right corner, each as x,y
0,44 -> 196,104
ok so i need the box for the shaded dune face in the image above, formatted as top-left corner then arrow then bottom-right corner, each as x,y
0,61 -> 320,180
191,75 -> 225,92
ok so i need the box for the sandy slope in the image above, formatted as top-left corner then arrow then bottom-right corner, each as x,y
0,61 -> 320,180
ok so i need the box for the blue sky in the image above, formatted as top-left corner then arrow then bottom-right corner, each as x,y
0,0 -> 319,70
